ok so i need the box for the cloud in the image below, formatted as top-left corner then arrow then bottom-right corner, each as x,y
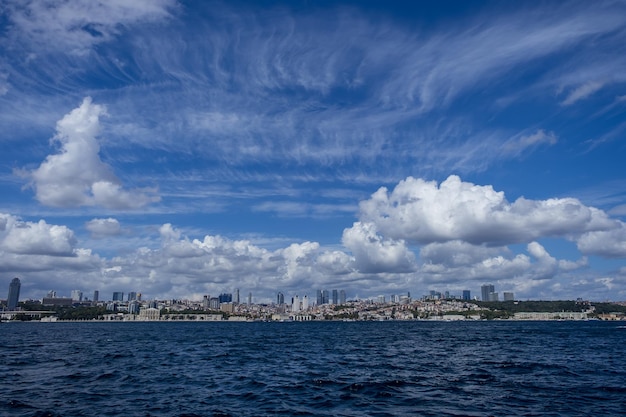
419,241 -> 507,267
576,223 -> 626,258
0,72 -> 8,96
27,97 -> 160,209
358,175 -> 616,246
85,218 -> 122,237
499,130 -> 558,158
342,221 -> 416,274
417,240 -> 588,296
561,80 -> 605,106
0,214 -> 76,256
4,0 -> 176,55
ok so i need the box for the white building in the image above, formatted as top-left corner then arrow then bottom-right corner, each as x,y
292,295 -> 300,312
138,307 -> 161,321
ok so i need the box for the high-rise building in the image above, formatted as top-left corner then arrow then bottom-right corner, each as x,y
292,295 -> 300,312
112,292 -> 124,301
481,284 -> 495,302
322,290 -> 329,305
332,289 -> 338,305
277,292 -> 284,305
93,290 -> 99,302
234,288 -> 240,304
316,290 -> 323,306
462,290 -> 471,300
339,290 -> 346,305
127,292 -> 137,301
47,290 -> 57,298
248,292 -> 252,305
71,290 -> 83,302
302,295 -> 309,311
503,292 -> 515,301
489,292 -> 499,302
7,277 -> 21,310
219,293 -> 232,303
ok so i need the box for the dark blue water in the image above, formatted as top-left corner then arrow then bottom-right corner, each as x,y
1,321 -> 625,416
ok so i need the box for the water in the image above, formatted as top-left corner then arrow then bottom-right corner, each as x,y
1,321 -> 625,416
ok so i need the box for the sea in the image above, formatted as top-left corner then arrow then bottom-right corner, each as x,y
1,321 -> 625,417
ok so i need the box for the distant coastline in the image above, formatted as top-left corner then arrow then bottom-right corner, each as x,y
3,299 -> 625,322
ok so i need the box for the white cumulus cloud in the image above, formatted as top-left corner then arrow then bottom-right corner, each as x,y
0,214 -> 76,256
576,223 -> 626,258
342,221 -> 416,274
85,218 -> 122,237
358,175 -> 616,246
28,97 -> 160,209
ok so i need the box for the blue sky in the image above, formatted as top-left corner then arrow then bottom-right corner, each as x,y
1,0 -> 625,303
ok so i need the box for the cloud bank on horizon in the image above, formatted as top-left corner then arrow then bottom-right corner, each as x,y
0,0 -> 625,302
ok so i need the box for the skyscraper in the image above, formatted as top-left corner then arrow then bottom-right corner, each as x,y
322,290 -> 329,305
332,289 -> 338,305
71,290 -> 83,302
462,290 -> 471,301
7,277 -> 21,310
235,288 -> 240,304
503,292 -> 515,301
316,289 -> 323,306
481,284 -> 495,301
277,292 -> 284,305
112,292 -> 124,301
93,290 -> 99,302
339,290 -> 346,305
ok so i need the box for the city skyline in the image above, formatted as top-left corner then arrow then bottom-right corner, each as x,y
1,1 -> 626,302
3,276 -> 514,306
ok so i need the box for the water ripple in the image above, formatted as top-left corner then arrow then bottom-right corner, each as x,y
1,321 -> 625,416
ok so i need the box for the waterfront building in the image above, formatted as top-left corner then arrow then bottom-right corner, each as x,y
7,277 -> 21,310
42,297 -> 73,307
138,307 -> 160,321
481,284 -> 495,301
503,292 -> 515,301
339,290 -> 346,305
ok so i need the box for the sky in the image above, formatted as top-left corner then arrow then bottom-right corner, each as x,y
1,0 -> 626,303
